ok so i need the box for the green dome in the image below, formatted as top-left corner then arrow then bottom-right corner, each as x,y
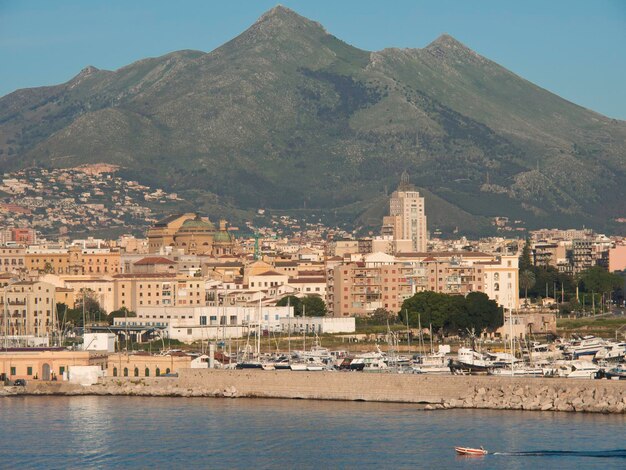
179,217 -> 215,232
213,231 -> 232,243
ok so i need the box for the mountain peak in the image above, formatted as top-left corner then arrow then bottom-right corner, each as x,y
77,65 -> 100,77
425,34 -> 484,63
252,5 -> 326,34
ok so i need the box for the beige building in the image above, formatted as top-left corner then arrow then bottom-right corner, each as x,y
384,172 -> 427,253
107,353 -> 192,378
478,255 -> 520,311
0,350 -> 107,381
113,274 -> 206,311
0,247 -> 26,273
0,281 -> 56,336
25,246 -> 122,275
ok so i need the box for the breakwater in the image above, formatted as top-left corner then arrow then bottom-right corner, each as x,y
2,370 -> 625,413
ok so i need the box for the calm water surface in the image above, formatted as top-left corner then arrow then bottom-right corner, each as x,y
1,396 -> 625,469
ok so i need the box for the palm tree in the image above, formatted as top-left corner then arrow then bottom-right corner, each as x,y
519,269 -> 536,305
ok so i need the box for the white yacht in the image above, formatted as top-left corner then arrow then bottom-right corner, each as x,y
564,335 -> 606,359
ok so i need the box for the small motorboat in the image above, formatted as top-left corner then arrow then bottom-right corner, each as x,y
455,446 -> 488,456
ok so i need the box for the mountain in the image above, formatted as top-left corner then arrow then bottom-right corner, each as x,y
1,5 -> 625,236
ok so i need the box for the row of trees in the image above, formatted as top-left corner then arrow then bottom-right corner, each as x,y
399,291 -> 503,336
56,301 -> 135,327
276,295 -> 327,317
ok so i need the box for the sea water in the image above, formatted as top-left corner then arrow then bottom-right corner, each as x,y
1,396 -> 624,469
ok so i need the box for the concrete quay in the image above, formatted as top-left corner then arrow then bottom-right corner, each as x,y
2,370 -> 625,413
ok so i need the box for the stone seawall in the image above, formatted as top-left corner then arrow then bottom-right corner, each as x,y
2,370 -> 625,413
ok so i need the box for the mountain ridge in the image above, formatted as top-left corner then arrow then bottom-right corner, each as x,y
1,5 -> 624,236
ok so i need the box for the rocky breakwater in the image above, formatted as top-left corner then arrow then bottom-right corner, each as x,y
443,377 -> 626,413
2,372 -> 625,414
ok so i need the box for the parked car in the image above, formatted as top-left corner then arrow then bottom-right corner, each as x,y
13,379 -> 26,386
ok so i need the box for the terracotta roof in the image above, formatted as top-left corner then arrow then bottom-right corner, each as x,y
205,262 -> 243,268
298,270 -> 325,276
255,270 -> 286,277
395,251 -> 492,258
134,256 -> 175,266
113,273 -> 177,279
291,277 -> 325,283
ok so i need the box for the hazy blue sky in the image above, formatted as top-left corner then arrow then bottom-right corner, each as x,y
1,0 -> 625,119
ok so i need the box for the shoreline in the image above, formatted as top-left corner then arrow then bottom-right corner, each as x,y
2,370 -> 625,414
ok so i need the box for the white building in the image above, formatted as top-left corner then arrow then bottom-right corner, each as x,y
82,333 -> 116,353
478,255 -> 520,311
279,316 -> 355,335
114,305 -> 294,342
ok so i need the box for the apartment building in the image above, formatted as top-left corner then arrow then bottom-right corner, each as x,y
25,246 -> 122,275
0,281 -> 56,336
0,247 -> 26,273
112,274 -> 206,312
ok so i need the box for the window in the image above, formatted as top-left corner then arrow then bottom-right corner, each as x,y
187,329 -> 192,335
113,367 -> 117,377
166,368 -> 170,374
145,368 -> 150,377
156,368 -> 161,377
134,368 -> 139,377
59,366 -> 65,376
27,366 -> 33,376
123,368 -> 128,377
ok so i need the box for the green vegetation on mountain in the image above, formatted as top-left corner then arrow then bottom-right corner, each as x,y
1,6 -> 625,235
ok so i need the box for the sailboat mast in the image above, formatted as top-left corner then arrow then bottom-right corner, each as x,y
509,308 -> 514,375
405,309 -> 410,353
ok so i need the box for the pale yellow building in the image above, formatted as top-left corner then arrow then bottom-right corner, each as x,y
0,281 -> 56,336
107,353 -> 192,378
0,350 -> 107,381
113,274 -> 206,311
25,246 -> 122,275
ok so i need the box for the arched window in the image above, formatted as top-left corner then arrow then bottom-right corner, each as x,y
156,368 -> 161,377
134,367 -> 139,377
166,368 -> 171,375
145,368 -> 150,377
113,367 -> 117,377
123,368 -> 128,377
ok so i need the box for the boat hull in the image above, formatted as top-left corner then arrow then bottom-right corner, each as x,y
455,447 -> 487,456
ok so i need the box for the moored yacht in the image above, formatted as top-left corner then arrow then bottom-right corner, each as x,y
449,348 -> 504,375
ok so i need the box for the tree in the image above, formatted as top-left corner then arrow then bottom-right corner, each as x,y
400,291 -> 502,336
107,307 -> 136,325
276,295 -> 303,316
519,238 -> 533,271
579,266 -> 622,294
372,308 -> 394,323
301,295 -> 327,317
519,269 -> 536,303
75,290 -> 107,323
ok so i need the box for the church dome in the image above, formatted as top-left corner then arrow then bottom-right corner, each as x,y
178,216 -> 215,233
213,230 -> 233,243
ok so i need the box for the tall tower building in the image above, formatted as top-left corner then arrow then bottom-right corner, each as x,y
384,171 -> 427,252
